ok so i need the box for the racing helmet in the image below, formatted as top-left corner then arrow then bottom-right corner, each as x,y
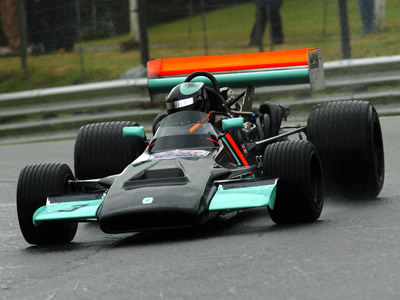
166,82 -> 208,114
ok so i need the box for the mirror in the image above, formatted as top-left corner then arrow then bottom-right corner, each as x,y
222,117 -> 244,132
123,126 -> 145,139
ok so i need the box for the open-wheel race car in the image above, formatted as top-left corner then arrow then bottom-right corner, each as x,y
17,48 -> 385,245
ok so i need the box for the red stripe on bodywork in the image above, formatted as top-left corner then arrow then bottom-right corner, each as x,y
225,133 -> 249,167
207,137 -> 221,146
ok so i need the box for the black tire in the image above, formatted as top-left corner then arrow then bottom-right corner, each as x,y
152,112 -> 168,136
263,113 -> 271,138
259,102 -> 282,137
256,117 -> 264,140
307,100 -> 384,198
74,121 -> 147,179
263,141 -> 324,224
255,114 -> 271,153
17,163 -> 78,245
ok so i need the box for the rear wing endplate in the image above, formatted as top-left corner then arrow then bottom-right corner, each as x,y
147,48 -> 325,102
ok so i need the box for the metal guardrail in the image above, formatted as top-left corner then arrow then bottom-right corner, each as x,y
1,55 -> 400,102
0,55 -> 400,144
324,54 -> 400,69
0,78 -> 148,103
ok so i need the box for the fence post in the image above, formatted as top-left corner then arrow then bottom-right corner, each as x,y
375,0 -> 386,32
129,0 -> 139,41
255,2 -> 264,52
322,0 -> 328,36
17,0 -> 28,78
201,0 -> 208,56
91,0 -> 97,35
267,4 -> 273,52
75,0 -> 85,79
337,0 -> 351,59
137,0 -> 149,66
188,0 -> 193,40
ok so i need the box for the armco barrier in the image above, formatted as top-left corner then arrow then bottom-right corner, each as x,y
1,55 -> 400,144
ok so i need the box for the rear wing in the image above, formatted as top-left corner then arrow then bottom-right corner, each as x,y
147,48 -> 325,102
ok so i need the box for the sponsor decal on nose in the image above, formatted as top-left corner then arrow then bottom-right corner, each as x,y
142,197 -> 154,204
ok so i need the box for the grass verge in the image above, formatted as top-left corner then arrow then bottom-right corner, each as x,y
0,0 -> 399,93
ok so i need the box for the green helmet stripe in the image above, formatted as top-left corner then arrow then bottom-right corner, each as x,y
180,82 -> 204,95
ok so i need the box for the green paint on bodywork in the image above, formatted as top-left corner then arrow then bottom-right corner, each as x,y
209,184 -> 276,211
148,69 -> 309,94
222,117 -> 244,132
221,137 -> 241,166
180,82 -> 204,95
33,199 -> 103,226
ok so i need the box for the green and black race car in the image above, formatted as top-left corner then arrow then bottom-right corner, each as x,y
16,48 -> 384,245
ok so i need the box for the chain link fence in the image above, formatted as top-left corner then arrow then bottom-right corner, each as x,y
0,0 -> 398,91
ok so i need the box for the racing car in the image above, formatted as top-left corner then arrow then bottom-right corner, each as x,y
16,48 -> 385,245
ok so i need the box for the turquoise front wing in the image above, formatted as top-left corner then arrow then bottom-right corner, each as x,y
33,199 -> 103,226
209,183 -> 276,211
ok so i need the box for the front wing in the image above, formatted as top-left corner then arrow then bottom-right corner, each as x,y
209,178 -> 277,211
32,179 -> 277,226
33,192 -> 105,226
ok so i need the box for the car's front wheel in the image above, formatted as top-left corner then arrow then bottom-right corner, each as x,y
263,141 -> 324,224
74,121 -> 147,179
17,163 -> 78,245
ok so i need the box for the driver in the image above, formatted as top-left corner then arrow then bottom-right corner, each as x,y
166,82 -> 209,114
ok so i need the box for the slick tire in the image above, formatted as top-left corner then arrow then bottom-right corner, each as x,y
263,141 -> 324,224
307,101 -> 384,198
152,112 -> 168,136
75,121 -> 147,179
16,163 -> 78,245
259,101 -> 282,137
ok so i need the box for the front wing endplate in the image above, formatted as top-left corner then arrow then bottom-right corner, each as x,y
33,196 -> 104,226
208,179 -> 277,211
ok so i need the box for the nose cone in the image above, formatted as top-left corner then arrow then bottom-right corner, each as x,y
98,156 -> 216,233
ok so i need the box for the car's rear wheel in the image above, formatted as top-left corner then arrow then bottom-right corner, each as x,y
307,100 -> 384,198
263,141 -> 324,224
259,101 -> 282,138
17,163 -> 78,245
152,112 -> 168,136
74,121 -> 147,179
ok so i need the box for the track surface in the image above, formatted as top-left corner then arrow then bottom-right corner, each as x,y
1,117 -> 400,299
